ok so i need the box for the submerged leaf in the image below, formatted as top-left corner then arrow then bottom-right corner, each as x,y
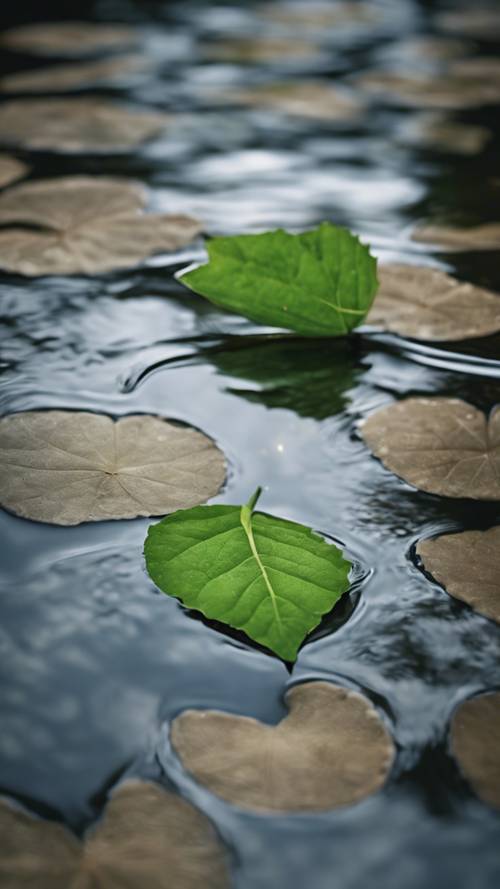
0,55 -> 150,93
366,264 -> 500,341
0,21 -> 138,56
0,176 -> 201,276
361,398 -> 500,500
171,681 -> 394,812
180,223 -> 377,337
0,410 -> 225,525
0,98 -> 168,152
450,693 -> 500,810
0,154 -> 28,188
412,223 -> 500,251
145,488 -> 351,661
0,781 -> 230,887
225,81 -> 363,122
417,527 -> 500,624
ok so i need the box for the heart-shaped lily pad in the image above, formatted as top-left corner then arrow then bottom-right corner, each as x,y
417,527 -> 500,623
171,681 -> 395,812
361,398 -> 500,500
0,98 -> 169,153
412,223 -> 500,251
450,692 -> 500,810
0,154 -> 28,188
0,21 -> 138,56
0,176 -> 201,276
366,264 -> 500,341
0,410 -> 226,525
0,781 -> 230,888
0,55 -> 150,94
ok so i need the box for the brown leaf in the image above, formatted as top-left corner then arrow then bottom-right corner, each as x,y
412,223 -> 500,251
450,693 -> 500,810
0,154 -> 29,188
0,410 -> 226,525
258,1 -> 379,28
417,527 -> 500,624
397,114 -> 491,155
366,264 -> 500,341
225,81 -> 363,122
361,398 -> 500,500
171,681 -> 394,812
0,176 -> 201,275
357,71 -> 500,109
202,37 -> 320,64
0,21 -> 138,56
0,55 -> 150,94
0,781 -> 231,888
0,98 -> 169,152
436,9 -> 500,40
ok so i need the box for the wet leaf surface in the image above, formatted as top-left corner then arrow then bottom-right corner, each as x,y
0,780 -> 231,888
145,488 -> 351,661
171,680 -> 395,812
0,154 -> 28,188
417,526 -> 500,624
450,693 -> 500,810
0,410 -> 225,525
0,176 -> 201,276
180,223 -> 377,336
0,98 -> 169,152
361,398 -> 500,500
412,224 -> 500,251
0,55 -> 151,93
0,21 -> 138,55
366,264 -> 500,341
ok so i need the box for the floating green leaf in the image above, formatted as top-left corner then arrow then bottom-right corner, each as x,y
179,222 -> 378,337
144,488 -> 351,660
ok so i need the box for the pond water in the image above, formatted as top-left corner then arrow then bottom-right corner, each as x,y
0,0 -> 500,886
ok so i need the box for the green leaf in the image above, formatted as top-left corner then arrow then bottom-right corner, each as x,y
144,488 -> 352,661
179,222 -> 378,337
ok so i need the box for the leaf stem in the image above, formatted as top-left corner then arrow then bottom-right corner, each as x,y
240,488 -> 282,628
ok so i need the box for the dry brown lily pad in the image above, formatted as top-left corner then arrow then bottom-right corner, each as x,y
450,693 -> 500,810
227,81 -> 363,122
398,114 -> 491,155
0,21 -> 138,56
0,410 -> 226,525
0,55 -> 150,94
412,223 -> 500,251
0,780 -> 230,888
417,527 -> 500,624
366,264 -> 500,341
0,176 -> 201,276
0,98 -> 169,153
171,681 -> 395,813
361,398 -> 500,500
0,154 -> 28,188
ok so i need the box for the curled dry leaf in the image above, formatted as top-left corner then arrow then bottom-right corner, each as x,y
357,71 -> 500,109
0,176 -> 201,276
0,410 -> 226,525
360,398 -> 500,500
0,55 -> 150,94
366,264 -> 500,341
226,82 -> 363,122
412,224 -> 500,252
0,21 -> 138,56
417,526 -> 500,624
0,780 -> 230,888
0,98 -> 169,153
0,154 -> 29,188
450,693 -> 500,810
171,681 -> 394,812
398,113 -> 491,156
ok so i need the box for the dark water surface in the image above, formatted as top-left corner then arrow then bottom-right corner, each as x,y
1,1 -> 500,887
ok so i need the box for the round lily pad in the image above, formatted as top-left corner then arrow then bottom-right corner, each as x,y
0,781 -> 230,888
0,410 -> 226,525
0,21 -> 138,56
450,692 -> 500,810
0,176 -> 201,276
361,398 -> 500,500
366,264 -> 500,341
0,98 -> 169,153
171,680 -> 395,812
417,527 -> 500,624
